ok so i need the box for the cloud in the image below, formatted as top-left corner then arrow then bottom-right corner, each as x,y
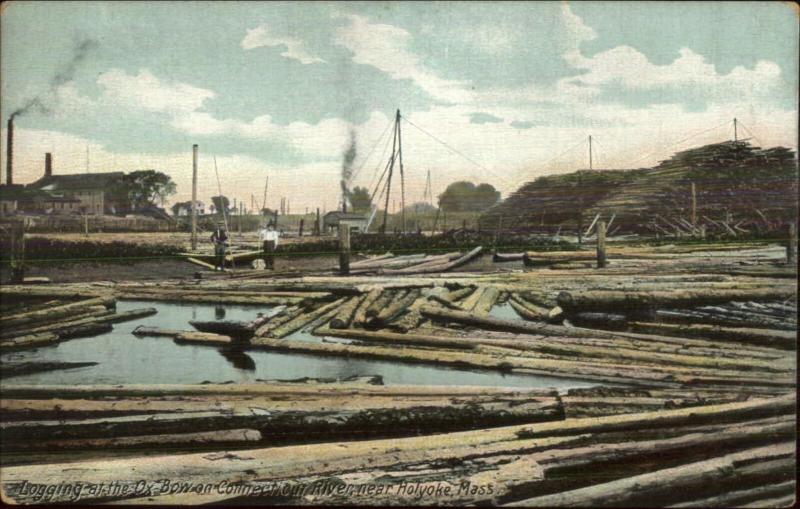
469,112 -> 503,124
463,24 -> 515,55
241,24 -> 325,64
510,120 -> 536,129
332,13 -> 472,103
97,69 -> 215,114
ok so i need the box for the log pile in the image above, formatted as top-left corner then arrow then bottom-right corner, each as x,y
342,246 -> 483,275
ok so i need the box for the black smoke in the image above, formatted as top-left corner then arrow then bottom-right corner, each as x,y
11,37 -> 99,118
340,129 -> 357,212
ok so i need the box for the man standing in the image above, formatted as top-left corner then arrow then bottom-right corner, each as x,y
258,223 -> 279,269
210,222 -> 228,271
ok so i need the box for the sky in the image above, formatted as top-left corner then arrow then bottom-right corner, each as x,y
1,1 -> 797,212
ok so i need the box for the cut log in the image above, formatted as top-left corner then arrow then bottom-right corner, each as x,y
364,290 -> 397,319
0,333 -> 60,351
174,332 -> 233,345
669,480 -> 796,508
185,257 -> 216,270
265,298 -> 346,338
429,286 -> 475,309
509,442 -> 795,507
189,320 -> 254,339
367,289 -> 421,328
253,306 -> 304,336
132,326 -> 183,337
0,296 -> 116,329
0,306 -> 111,338
628,321 -> 796,350
557,287 -> 795,312
9,429 -> 263,451
1,361 -> 98,379
351,288 -> 382,326
493,252 -> 525,262
57,322 -> 113,340
472,286 -> 500,317
329,294 -> 366,329
316,327 -> 478,350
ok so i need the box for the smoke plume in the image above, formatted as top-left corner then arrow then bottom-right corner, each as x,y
340,129 -> 357,211
11,37 -> 99,118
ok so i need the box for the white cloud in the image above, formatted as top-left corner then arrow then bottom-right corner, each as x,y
333,13 -> 473,103
241,24 -> 324,64
463,24 -> 516,55
97,69 -> 215,114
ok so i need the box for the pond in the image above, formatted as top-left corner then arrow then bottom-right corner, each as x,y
2,300 -> 596,391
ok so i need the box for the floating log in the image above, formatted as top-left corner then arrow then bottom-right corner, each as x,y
329,294 -> 366,329
557,287 -> 795,312
253,305 -> 304,337
0,296 -> 116,329
493,252 -> 525,262
628,321 -> 796,350
132,326 -> 182,337
351,288 -> 382,326
367,289 -> 421,328
57,322 -> 113,340
508,295 -> 549,321
0,332 -> 60,351
317,327 -> 477,350
429,286 -> 475,309
510,442 -> 795,507
265,298 -> 346,338
8,429 -> 263,452
189,320 -> 254,339
0,306 -> 111,338
174,332 -> 233,346
1,361 -> 98,379
472,286 -> 500,317
364,290 -> 397,320
185,257 -> 216,270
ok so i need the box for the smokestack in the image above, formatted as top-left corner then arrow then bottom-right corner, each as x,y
6,115 -> 14,185
45,153 -> 53,177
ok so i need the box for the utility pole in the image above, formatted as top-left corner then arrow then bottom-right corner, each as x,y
262,176 -> 269,214
191,144 -> 198,251
381,114 -> 399,234
734,118 -> 738,142
588,135 -> 593,171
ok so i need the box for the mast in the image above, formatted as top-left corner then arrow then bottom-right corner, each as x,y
588,135 -> 593,171
733,118 -> 738,142
397,109 -> 406,233
381,115 -> 399,234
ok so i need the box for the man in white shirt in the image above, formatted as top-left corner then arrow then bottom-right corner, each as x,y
258,223 -> 279,269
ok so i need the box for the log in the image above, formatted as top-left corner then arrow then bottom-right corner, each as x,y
253,305 -> 304,336
351,288 -> 382,326
364,290 -> 397,319
189,320 -> 254,339
628,321 -> 796,350
459,286 -> 488,312
557,287 -> 795,312
56,322 -> 113,340
367,289 -> 421,328
0,332 -> 60,351
509,442 -> 795,507
316,327 -> 477,350
8,429 -> 263,451
265,298 -> 346,338
0,296 -> 116,329
132,326 -> 183,337
185,257 -> 216,270
329,294 -> 366,329
174,332 -> 233,345
472,286 -> 500,317
1,361 -> 98,379
0,306 -> 111,338
493,252 -> 525,262
429,286 -> 475,309
440,246 -> 483,271
508,295 -> 549,320
669,480 -> 796,508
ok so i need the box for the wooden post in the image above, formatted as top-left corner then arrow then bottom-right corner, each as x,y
298,218 -> 304,237
315,208 -> 321,236
191,144 -> 198,251
690,182 -> 697,228
787,222 -> 797,264
596,220 -> 607,268
339,223 -> 350,275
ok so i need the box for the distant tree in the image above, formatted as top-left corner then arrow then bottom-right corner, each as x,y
261,207 -> 275,216
438,181 -> 500,212
404,202 -> 437,214
171,201 -> 193,216
123,170 -> 177,210
211,195 -> 230,216
348,186 -> 372,213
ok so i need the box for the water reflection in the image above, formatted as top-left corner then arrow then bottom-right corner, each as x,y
219,347 -> 256,371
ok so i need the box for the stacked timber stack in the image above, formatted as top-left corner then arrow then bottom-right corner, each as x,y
480,140 -> 797,236
1,392 -> 794,505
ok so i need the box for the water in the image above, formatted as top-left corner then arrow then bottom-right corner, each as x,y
2,300 -> 595,390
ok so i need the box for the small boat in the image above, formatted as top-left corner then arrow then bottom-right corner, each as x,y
189,320 -> 254,340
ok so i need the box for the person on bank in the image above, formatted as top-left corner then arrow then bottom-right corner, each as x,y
210,222 -> 229,271
258,223 -> 280,269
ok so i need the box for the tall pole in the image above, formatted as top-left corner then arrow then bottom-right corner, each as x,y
191,144 -> 198,251
396,109 -> 406,233
596,221 -> 607,268
588,135 -> 593,171
381,116 -> 398,234
691,182 -> 697,228
733,118 -> 738,142
262,176 -> 268,213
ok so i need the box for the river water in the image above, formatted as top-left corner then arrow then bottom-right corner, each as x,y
2,300 -> 595,390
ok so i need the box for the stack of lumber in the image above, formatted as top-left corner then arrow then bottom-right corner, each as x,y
1,392 -> 793,505
0,296 -> 156,351
480,140 -> 797,236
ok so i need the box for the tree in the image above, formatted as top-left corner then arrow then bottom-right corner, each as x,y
171,201 -> 191,216
123,170 -> 177,210
404,202 -> 437,214
211,195 -> 230,216
438,181 -> 500,212
348,186 -> 372,213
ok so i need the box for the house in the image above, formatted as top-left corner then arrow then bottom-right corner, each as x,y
28,172 -> 126,215
0,184 -> 55,216
323,211 -> 368,233
173,201 -> 206,216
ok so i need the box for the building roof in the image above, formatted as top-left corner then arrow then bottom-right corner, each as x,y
0,184 -> 51,201
30,172 -> 125,191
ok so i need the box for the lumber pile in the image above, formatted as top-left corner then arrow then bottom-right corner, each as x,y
342,246 -> 483,275
1,392 -> 793,505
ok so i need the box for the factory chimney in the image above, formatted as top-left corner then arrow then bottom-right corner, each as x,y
6,115 -> 14,185
45,153 -> 53,177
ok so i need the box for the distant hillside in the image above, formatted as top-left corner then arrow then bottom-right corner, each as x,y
480,141 -> 797,236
